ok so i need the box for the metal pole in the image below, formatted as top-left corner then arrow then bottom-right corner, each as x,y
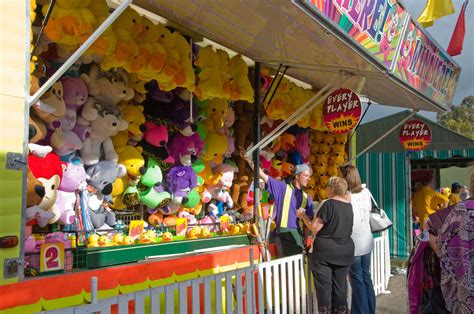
246,75 -> 339,158
346,110 -> 418,163
247,74 -> 354,158
27,0 -> 133,107
253,62 -> 264,245
91,276 -> 98,304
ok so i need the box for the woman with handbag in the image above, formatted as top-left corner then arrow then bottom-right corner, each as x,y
339,165 -> 376,314
297,176 -> 354,314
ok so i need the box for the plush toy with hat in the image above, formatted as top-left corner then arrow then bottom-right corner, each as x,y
112,104 -> 146,149
81,104 -> 128,165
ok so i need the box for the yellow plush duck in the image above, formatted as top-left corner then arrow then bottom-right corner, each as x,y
101,8 -> 143,71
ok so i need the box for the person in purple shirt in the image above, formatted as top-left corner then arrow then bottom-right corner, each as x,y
239,147 -> 314,257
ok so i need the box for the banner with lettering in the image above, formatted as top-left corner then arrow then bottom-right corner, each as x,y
399,119 -> 432,151
295,0 -> 461,108
323,88 -> 361,134
298,0 -> 409,71
393,19 -> 461,106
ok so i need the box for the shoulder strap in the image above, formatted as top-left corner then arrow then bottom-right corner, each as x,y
365,186 -> 379,209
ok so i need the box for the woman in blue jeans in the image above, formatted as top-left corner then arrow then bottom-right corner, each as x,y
339,165 -> 376,314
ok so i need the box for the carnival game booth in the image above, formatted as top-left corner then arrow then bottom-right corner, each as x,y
356,110 -> 474,260
0,0 -> 461,312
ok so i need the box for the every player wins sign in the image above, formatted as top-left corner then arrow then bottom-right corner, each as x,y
323,88 -> 362,134
399,119 -> 432,150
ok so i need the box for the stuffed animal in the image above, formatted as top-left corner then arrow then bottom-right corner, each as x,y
164,166 -> 198,214
41,0 -> 95,52
112,104 -> 146,148
295,132 -> 311,158
202,98 -> 228,132
111,176 -> 127,211
167,133 -> 204,166
140,121 -> 173,165
85,161 -> 127,229
138,157 -> 171,210
32,81 -> 67,149
135,18 -> 167,81
81,104 -> 128,165
194,46 -> 223,99
212,163 -> 236,190
50,77 -> 89,160
80,64 -> 134,112
201,131 -> 228,164
27,169 -> 45,207
271,133 -> 297,153
227,54 -> 254,103
100,8 -> 143,71
217,49 -> 231,98
26,152 -> 64,226
117,145 -> 145,206
56,158 -> 87,224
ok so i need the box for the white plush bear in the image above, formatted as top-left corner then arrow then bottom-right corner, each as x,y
81,104 -> 128,165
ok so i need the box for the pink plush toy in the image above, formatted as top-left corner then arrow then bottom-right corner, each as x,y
141,121 -> 174,164
167,133 -> 204,166
56,158 -> 87,224
50,77 -> 89,160
295,132 -> 310,158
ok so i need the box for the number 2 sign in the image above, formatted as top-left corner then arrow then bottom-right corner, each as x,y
40,242 -> 64,273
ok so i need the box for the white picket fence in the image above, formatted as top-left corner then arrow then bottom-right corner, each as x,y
40,232 -> 390,313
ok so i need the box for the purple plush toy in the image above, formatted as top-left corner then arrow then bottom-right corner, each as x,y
164,166 -> 198,214
168,133 -> 204,166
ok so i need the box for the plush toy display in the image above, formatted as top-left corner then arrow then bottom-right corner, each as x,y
25,3 -> 359,251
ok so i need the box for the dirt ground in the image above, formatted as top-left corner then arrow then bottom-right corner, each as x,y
375,274 -> 408,313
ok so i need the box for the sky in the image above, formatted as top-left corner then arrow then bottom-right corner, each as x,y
363,0 -> 474,123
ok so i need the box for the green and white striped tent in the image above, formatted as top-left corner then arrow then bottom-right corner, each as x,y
356,111 -> 474,259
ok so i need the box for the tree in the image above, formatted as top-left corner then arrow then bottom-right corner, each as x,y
437,96 -> 474,139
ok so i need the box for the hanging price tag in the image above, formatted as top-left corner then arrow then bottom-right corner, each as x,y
40,242 -> 64,273
128,220 -> 145,240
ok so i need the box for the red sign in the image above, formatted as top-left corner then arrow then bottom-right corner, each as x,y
323,88 -> 362,134
399,119 -> 432,151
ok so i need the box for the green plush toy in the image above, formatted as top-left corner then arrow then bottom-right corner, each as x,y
138,157 -> 171,209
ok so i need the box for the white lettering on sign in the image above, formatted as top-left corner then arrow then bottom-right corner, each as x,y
401,129 -> 429,137
326,99 -> 360,114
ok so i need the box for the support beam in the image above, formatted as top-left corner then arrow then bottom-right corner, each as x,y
347,110 -> 418,163
27,0 -> 133,107
246,73 -> 355,158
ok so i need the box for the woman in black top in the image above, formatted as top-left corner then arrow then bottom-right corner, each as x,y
297,176 -> 354,314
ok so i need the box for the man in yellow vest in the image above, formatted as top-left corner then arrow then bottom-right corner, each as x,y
240,147 -> 314,257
